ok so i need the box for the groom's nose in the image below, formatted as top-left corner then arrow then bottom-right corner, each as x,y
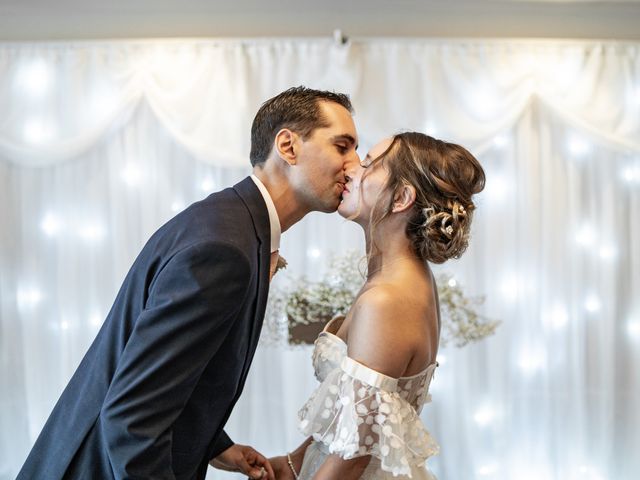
343,149 -> 360,176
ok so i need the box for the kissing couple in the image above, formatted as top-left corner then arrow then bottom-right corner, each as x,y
19,86 -> 485,480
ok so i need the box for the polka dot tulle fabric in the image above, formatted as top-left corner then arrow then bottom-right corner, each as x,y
297,332 -> 439,478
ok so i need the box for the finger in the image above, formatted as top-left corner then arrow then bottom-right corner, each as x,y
239,446 -> 274,480
251,453 -> 275,480
248,468 -> 265,480
236,455 -> 263,479
262,459 -> 275,480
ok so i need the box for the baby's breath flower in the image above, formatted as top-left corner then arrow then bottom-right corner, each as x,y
261,251 -> 500,348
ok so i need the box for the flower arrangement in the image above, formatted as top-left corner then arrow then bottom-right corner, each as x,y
261,251 -> 500,347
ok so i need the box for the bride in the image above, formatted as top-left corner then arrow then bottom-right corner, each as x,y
271,132 -> 485,479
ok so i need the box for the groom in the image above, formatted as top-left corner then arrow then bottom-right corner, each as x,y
18,86 -> 359,480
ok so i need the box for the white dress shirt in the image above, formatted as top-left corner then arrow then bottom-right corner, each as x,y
250,175 -> 281,253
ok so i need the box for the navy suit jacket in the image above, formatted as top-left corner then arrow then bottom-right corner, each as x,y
18,177 -> 272,480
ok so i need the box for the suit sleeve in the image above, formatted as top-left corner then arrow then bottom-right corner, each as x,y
99,241 -> 252,479
210,430 -> 235,458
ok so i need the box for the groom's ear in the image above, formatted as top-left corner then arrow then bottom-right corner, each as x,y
274,128 -> 298,166
391,184 -> 417,213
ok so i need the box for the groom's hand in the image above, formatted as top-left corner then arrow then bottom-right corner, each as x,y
210,444 -> 275,480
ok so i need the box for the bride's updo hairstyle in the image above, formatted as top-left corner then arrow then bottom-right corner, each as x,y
372,132 -> 485,264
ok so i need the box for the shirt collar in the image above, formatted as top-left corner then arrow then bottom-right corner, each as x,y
250,174 -> 281,253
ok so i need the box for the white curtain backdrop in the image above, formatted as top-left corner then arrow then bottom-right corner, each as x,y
1,39 -> 639,480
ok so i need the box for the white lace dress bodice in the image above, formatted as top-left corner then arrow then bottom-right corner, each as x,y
297,327 -> 439,479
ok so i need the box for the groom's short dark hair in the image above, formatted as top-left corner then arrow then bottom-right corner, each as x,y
250,86 -> 353,167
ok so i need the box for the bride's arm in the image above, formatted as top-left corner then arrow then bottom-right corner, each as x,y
312,287 -> 419,480
311,454 -> 371,480
270,436 -> 313,479
281,439 -> 370,480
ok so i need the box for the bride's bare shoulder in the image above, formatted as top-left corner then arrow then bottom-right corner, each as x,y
352,282 -> 431,321
346,284 -> 421,378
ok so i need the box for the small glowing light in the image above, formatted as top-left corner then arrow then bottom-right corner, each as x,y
447,278 -> 457,288
17,288 -> 42,308
89,312 -> 103,327
516,470 -> 547,480
493,135 -> 508,148
41,214 -> 62,236
621,165 -> 640,183
424,122 -> 438,136
89,85 -> 118,118
632,86 -> 640,106
484,174 -> 509,202
436,354 -> 447,366
473,406 -> 496,427
622,168 -> 636,182
60,320 -> 70,330
19,59 -> 51,96
477,463 -> 500,476
510,458 -> 553,480
584,295 -> 601,313
171,201 -> 185,213
500,274 -> 522,302
627,320 -> 640,340
121,164 -> 142,186
308,247 -> 322,259
518,347 -> 545,374
469,87 -> 498,117
575,225 -> 596,247
573,464 -> 607,480
598,245 -> 616,260
23,120 -> 53,144
545,305 -> 569,330
200,178 -> 215,192
79,223 -> 105,241
568,136 -> 590,157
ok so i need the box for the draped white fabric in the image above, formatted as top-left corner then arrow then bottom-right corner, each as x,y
1,39 -> 639,480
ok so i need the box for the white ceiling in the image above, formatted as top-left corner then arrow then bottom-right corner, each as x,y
1,0 -> 639,41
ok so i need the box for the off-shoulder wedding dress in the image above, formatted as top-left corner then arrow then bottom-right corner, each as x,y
296,320 -> 439,479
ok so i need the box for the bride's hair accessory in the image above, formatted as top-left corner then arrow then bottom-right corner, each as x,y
370,132 -> 484,264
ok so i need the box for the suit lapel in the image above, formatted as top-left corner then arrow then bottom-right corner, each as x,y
232,177 -> 271,380
233,176 -> 271,252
